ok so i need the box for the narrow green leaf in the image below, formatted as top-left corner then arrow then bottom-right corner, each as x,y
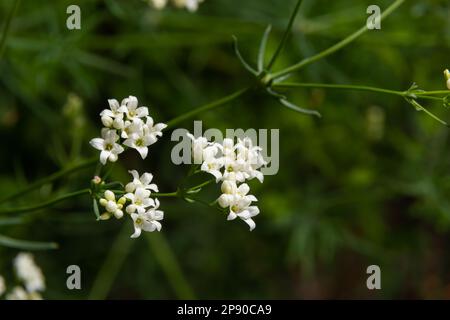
280,99 -> 321,118
232,35 -> 257,75
257,25 -> 272,72
0,216 -> 25,226
0,234 -> 58,250
93,198 -> 100,220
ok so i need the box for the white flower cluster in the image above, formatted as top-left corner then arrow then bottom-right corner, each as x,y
98,170 -> 164,238
187,134 -> 267,230
90,96 -> 167,165
1,253 -> 46,300
150,0 -> 205,12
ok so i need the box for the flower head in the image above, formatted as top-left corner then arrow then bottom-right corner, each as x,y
90,96 -> 166,164
99,190 -> 125,220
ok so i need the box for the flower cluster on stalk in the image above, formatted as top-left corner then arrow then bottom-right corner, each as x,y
90,96 -> 167,165
97,170 -> 164,238
0,253 -> 46,300
187,134 -> 267,230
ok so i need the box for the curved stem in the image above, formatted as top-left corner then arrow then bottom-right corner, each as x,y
266,0 -> 303,71
0,157 -> 97,204
271,0 -> 405,79
165,87 -> 250,129
0,189 -> 90,215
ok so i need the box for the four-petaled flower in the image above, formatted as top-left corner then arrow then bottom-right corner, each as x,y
130,199 -> 164,238
89,129 -> 124,165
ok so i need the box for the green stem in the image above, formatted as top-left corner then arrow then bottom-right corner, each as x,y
417,91 -> 450,96
274,82 -> 405,96
271,0 -> 405,79
153,192 -> 179,197
165,87 -> 250,129
146,232 -> 196,299
274,82 -> 448,99
0,0 -> 20,60
0,189 -> 90,215
188,179 -> 215,191
266,0 -> 303,71
0,157 -> 97,204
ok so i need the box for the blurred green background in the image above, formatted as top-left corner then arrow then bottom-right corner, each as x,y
0,0 -> 450,299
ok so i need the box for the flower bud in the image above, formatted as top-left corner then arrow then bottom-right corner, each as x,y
118,197 -> 127,205
114,209 -> 124,219
105,201 -> 118,213
221,180 -> 236,194
126,204 -> 136,214
92,176 -> 102,184
444,69 -> 450,90
104,190 -> 115,201
99,212 -> 111,220
101,115 -> 113,127
99,198 -> 108,206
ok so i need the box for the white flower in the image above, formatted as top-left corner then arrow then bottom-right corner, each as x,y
217,182 -> 259,231
125,170 -> 159,193
130,199 -> 164,238
187,133 -> 209,164
236,137 -> 267,183
120,118 -> 144,139
143,116 -> 167,144
218,182 -> 256,208
123,117 -> 166,159
123,130 -> 153,159
14,253 -> 45,293
118,96 -> 149,120
90,129 -> 124,165
99,190 -> 125,220
0,275 -> 5,296
5,286 -> 42,300
201,145 -> 224,182
125,188 -> 155,214
100,99 -> 123,128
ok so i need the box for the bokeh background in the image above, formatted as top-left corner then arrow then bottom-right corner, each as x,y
0,0 -> 450,299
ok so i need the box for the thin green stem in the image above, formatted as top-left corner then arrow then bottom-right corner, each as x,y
274,82 -> 449,99
0,189 -> 90,215
0,0 -> 20,60
271,0 -> 405,79
0,157 -> 97,204
146,232 -> 195,299
266,0 -> 303,71
188,179 -> 215,191
417,91 -> 450,96
165,87 -> 250,129
153,192 -> 179,197
274,82 -> 405,96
